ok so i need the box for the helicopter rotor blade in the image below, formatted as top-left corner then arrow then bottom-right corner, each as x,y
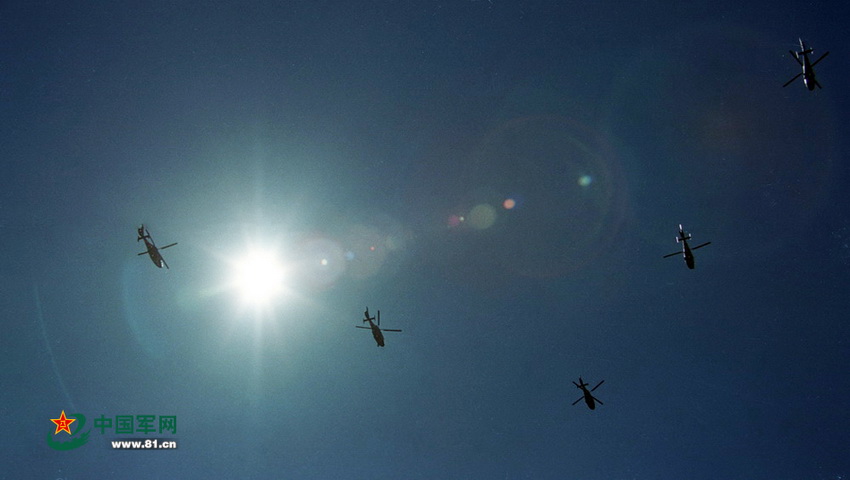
789,51 -> 802,66
662,251 -> 681,258
137,251 -> 148,256
691,242 -> 711,251
783,72 -> 802,88
590,380 -> 604,392
381,329 -> 402,332
571,396 -> 584,406
355,326 -> 371,330
593,396 -> 604,405
159,243 -> 178,250
811,50 -> 829,67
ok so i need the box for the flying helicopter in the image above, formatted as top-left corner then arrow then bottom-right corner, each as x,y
663,224 -> 710,270
356,307 -> 401,347
571,377 -> 604,410
136,225 -> 178,269
783,38 -> 829,90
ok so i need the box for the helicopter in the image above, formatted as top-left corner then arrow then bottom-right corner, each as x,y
136,225 -> 178,269
783,38 -> 829,90
571,377 -> 604,410
356,308 -> 401,347
663,224 -> 710,270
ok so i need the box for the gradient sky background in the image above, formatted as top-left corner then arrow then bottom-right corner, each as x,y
2,1 -> 849,479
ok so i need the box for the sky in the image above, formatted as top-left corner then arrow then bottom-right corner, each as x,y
2,1 -> 849,479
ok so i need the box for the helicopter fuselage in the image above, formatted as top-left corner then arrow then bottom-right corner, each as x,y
785,39 -> 829,91
142,239 -> 167,268
580,387 -> 597,410
682,241 -> 696,269
572,377 -> 604,410
366,320 -> 386,347
800,52 -> 817,91
664,225 -> 710,270
357,308 -> 400,347
136,225 -> 175,269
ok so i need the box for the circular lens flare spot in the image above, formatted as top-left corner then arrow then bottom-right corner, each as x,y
469,204 -> 497,229
295,237 -> 346,289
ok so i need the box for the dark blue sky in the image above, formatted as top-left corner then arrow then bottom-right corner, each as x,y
3,1 -> 849,479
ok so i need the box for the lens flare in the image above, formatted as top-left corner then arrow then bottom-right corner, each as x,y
296,236 -> 346,289
469,203 -> 497,229
232,248 -> 287,307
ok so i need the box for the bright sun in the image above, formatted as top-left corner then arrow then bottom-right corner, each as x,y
232,248 -> 288,307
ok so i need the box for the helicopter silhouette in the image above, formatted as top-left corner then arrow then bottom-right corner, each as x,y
783,38 -> 829,90
663,224 -> 710,269
356,308 -> 401,347
136,225 -> 178,269
571,377 -> 604,410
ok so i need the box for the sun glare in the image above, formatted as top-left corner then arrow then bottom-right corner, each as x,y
232,249 -> 288,307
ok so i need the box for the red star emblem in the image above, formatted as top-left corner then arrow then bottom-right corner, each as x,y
51,410 -> 76,435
